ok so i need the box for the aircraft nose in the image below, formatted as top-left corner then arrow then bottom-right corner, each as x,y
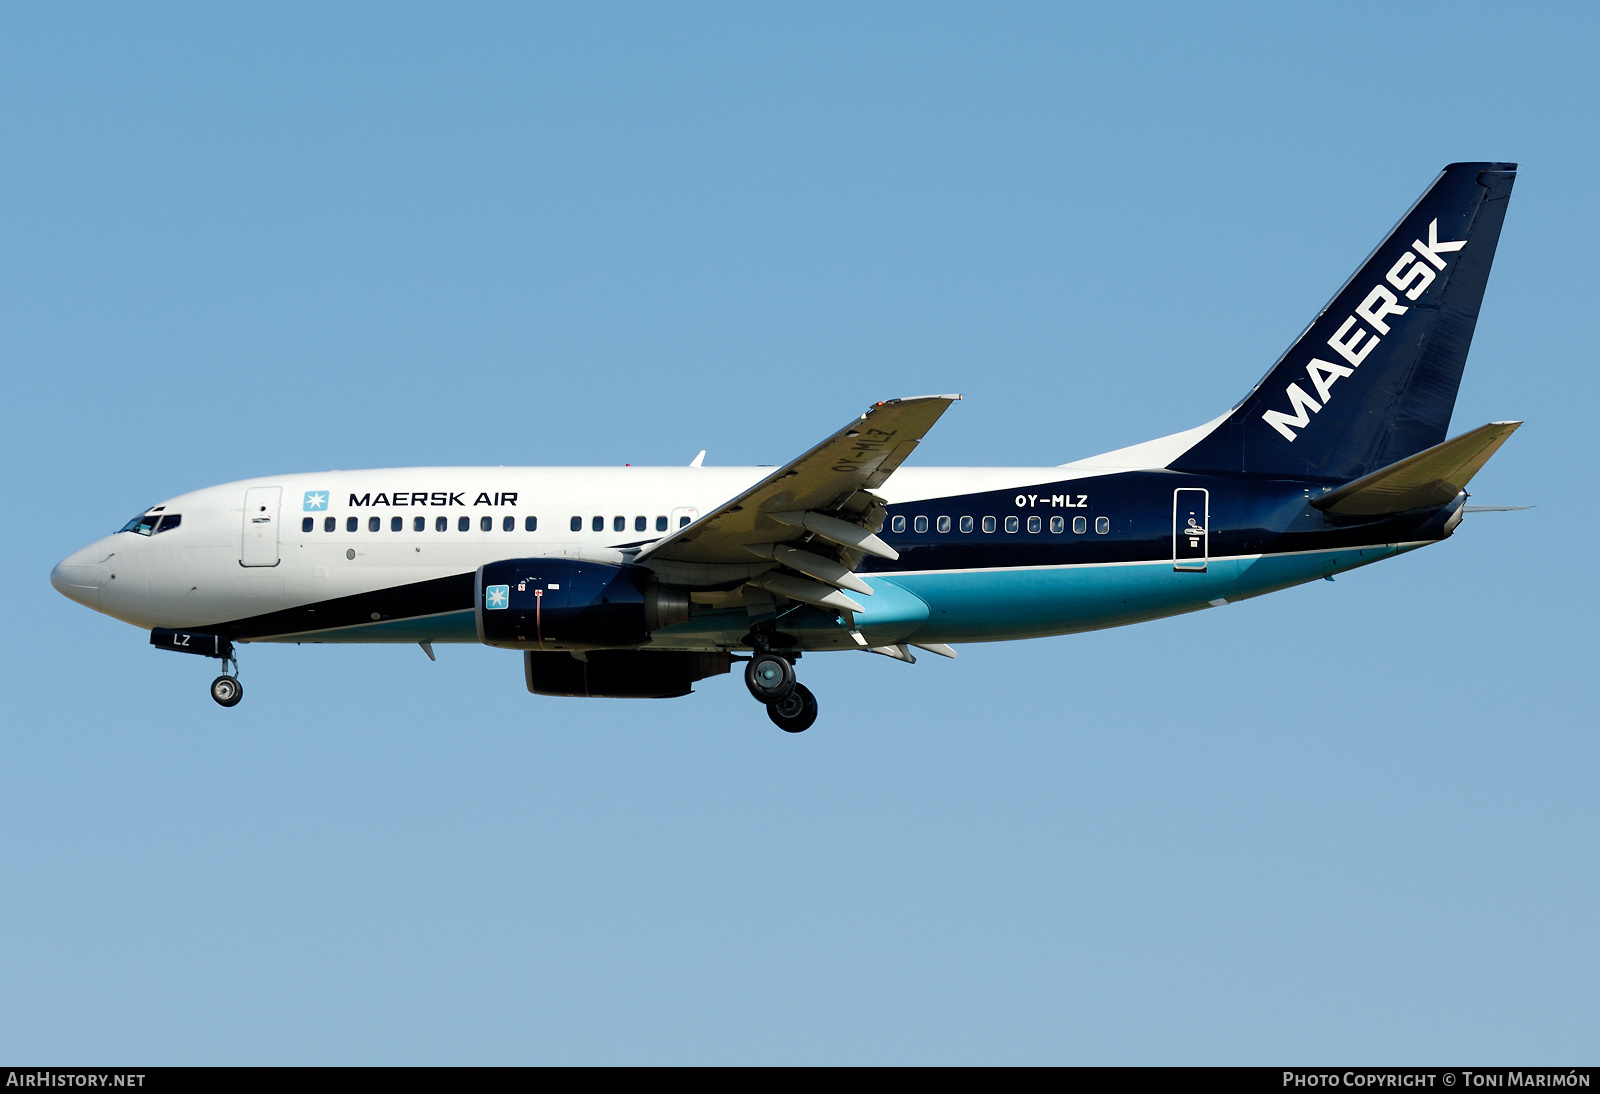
51,545 -> 104,611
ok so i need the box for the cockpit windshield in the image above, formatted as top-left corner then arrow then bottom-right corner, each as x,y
120,512 -> 160,535
118,512 -> 180,535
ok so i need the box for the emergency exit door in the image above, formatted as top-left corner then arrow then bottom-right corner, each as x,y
240,486 -> 282,567
1173,488 -> 1208,572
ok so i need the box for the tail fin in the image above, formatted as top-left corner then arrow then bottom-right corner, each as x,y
1170,163 -> 1517,480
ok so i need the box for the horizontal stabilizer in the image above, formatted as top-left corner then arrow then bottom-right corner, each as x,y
1311,421 -> 1520,516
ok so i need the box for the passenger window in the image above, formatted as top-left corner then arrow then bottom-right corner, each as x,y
458,516 -> 470,532
982,516 -> 996,533
436,516 -> 448,532
324,516 -> 335,532
1005,516 -> 1019,533
635,515 -> 646,532
655,516 -> 668,532
414,516 -> 426,532
959,516 -> 973,533
1049,515 -> 1064,533
368,516 -> 381,532
1027,515 -> 1041,533
913,516 -> 928,533
571,516 -> 582,532
891,515 -> 906,533
679,515 -> 691,528
525,516 -> 537,532
302,517 -> 314,533
1073,515 -> 1087,534
613,515 -> 625,532
481,516 -> 493,532
388,516 -> 401,532
347,516 -> 359,532
937,516 -> 951,533
503,515 -> 515,532
1095,516 -> 1110,534
591,516 -> 603,532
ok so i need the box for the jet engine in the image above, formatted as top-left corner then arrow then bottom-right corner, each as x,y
474,558 -> 691,649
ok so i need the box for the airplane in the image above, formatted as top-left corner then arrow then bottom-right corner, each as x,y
51,162 -> 1523,733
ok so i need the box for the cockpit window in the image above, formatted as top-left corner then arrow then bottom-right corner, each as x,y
119,512 -> 161,536
155,514 -> 181,533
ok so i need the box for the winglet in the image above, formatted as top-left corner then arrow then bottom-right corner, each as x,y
689,450 -> 705,468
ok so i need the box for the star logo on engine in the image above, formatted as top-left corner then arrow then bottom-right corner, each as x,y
485,585 -> 509,610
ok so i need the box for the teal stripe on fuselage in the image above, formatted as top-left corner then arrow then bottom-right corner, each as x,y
876,543 -> 1421,644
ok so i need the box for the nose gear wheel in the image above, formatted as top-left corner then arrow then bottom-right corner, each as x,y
210,675 -> 243,707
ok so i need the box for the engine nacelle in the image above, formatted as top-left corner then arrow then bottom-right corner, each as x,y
525,649 -> 731,698
475,558 -> 690,649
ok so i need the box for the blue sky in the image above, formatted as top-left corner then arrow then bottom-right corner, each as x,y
2,2 -> 1596,1064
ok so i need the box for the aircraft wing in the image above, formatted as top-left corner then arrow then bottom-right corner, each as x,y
636,395 -> 960,612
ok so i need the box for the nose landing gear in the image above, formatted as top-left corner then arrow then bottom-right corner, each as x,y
209,648 -> 243,707
149,629 -> 244,708
210,673 -> 244,707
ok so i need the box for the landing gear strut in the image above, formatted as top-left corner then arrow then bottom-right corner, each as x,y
210,647 -> 242,708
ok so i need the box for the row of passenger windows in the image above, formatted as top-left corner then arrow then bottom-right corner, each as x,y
891,514 -> 1111,535
305,514 -> 538,533
572,515 -> 691,533
300,514 -> 696,534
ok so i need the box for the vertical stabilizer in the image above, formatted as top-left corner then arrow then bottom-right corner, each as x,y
1170,163 -> 1516,480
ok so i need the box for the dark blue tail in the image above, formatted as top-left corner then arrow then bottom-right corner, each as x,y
1171,162 -> 1517,481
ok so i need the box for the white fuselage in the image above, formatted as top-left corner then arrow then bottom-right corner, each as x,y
52,464 -> 1072,636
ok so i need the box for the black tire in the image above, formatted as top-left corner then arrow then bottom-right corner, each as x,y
210,675 -> 243,708
744,652 -> 795,702
766,683 -> 817,733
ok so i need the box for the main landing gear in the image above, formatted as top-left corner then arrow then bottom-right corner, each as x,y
744,643 -> 817,733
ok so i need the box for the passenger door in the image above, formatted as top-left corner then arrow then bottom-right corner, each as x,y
1172,488 -> 1208,572
240,486 -> 282,567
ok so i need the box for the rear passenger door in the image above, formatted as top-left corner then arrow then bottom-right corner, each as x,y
1172,488 -> 1208,572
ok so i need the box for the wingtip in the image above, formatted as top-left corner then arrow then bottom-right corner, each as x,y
869,393 -> 963,410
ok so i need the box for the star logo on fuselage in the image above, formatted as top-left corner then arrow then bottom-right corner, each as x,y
303,491 -> 329,512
